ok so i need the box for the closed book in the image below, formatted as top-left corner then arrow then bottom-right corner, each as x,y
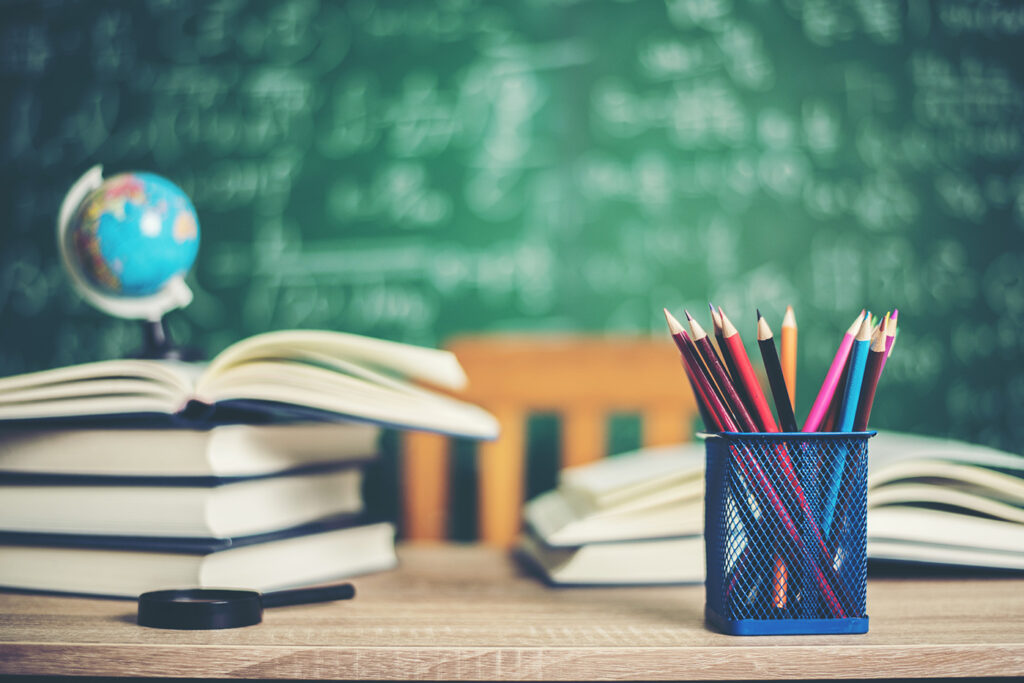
524,442 -> 705,547
0,329 -> 499,440
0,466 -> 364,538
0,517 -> 396,598
517,527 -> 703,586
0,421 -> 379,479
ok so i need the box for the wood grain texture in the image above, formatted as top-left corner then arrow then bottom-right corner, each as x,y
1,545 -> 1023,680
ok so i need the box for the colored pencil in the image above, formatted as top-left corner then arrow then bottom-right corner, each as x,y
666,315 -> 720,431
698,310 -> 794,609
756,311 -> 799,432
719,308 -> 779,432
680,355 -> 721,432
879,308 -> 898,372
677,311 -> 738,426
669,305 -> 851,617
723,310 -> 850,610
837,315 -> 873,432
664,310 -> 737,431
853,315 -> 889,431
802,310 -> 865,432
711,303 -> 749,406
820,364 -> 846,432
748,309 -> 796,606
820,315 -> 873,534
684,311 -> 758,432
703,305 -> 732,380
780,306 -> 797,410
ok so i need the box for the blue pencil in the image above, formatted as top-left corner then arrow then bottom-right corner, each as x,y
821,314 -> 873,533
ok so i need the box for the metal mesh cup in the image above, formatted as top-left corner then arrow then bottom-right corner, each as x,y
703,431 -> 874,635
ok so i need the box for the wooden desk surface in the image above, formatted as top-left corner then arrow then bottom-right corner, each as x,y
1,544 -> 1023,680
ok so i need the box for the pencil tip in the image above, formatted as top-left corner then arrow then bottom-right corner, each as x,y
684,309 -> 694,321
663,308 -> 684,334
756,308 -> 762,320
782,305 -> 796,327
719,308 -> 738,337
857,315 -> 873,340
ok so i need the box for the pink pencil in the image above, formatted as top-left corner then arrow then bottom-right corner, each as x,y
802,310 -> 866,432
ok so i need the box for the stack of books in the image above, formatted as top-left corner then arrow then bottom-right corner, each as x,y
519,432 -> 1024,585
0,330 -> 499,597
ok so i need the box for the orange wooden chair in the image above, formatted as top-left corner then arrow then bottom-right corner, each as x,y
400,335 -> 699,547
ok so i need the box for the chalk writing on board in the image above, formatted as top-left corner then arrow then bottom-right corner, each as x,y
0,0 -> 1022,452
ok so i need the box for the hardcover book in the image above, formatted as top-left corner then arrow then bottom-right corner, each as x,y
0,330 -> 499,439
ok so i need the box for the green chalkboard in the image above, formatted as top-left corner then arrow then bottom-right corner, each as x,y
2,0 -> 1024,469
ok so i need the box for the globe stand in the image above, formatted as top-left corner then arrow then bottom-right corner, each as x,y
135,318 -> 203,362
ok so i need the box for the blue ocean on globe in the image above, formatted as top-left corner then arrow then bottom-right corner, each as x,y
70,172 -> 200,297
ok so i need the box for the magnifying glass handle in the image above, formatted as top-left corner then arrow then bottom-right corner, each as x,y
260,582 -> 356,608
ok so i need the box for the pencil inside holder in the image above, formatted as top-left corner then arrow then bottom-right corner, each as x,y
703,431 -> 874,636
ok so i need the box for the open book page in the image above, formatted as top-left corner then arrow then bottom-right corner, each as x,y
0,360 -> 200,420
867,540 -> 1024,570
867,506 -> 1024,555
869,459 -> 1024,498
195,360 -> 498,439
201,330 -> 469,391
869,431 -> 1024,473
869,484 -> 1024,524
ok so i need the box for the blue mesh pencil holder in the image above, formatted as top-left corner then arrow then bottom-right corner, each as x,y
703,431 -> 875,636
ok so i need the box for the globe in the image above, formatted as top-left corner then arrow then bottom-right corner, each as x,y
67,172 -> 199,297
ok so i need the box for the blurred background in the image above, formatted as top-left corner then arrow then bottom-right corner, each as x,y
1,0 -> 1023,532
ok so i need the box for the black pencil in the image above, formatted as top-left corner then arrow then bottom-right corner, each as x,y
756,310 -> 799,432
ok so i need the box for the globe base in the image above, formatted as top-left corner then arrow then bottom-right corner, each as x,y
134,319 -> 204,362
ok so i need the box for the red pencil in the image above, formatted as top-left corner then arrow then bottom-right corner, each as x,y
683,311 -> 758,432
711,303 -> 749,408
719,308 -> 779,432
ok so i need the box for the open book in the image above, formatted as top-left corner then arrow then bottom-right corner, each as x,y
521,431 -> 1024,584
0,330 -> 499,439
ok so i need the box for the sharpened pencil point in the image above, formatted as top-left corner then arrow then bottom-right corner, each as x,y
856,314 -> 873,341
719,308 -> 739,337
687,313 -> 708,340
663,308 -> 685,335
684,309 -> 694,322
756,308 -> 763,320
708,303 -> 723,332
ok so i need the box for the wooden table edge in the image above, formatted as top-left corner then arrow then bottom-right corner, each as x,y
2,642 -> 1022,680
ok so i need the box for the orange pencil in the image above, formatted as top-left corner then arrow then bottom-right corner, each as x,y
780,306 -> 797,410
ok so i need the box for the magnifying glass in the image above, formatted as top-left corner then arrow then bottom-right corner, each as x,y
137,582 -> 355,630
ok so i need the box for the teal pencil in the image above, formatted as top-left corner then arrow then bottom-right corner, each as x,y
837,315 -> 873,431
821,314 -> 873,533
